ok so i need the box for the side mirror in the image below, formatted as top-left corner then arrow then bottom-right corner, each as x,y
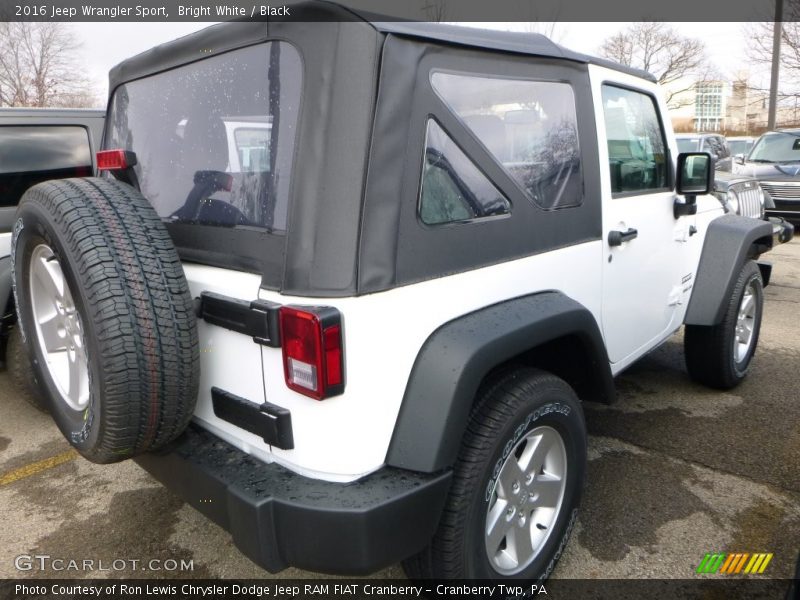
735,153 -> 746,165
675,152 -> 713,218
676,152 -> 713,198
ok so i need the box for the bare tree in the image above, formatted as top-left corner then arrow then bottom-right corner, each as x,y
599,23 -> 713,108
745,14 -> 800,102
0,22 -> 98,108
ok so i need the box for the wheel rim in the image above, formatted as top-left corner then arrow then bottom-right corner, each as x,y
734,281 -> 757,364
28,244 -> 89,411
485,425 -> 567,575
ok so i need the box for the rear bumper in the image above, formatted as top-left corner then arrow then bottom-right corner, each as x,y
135,426 -> 451,575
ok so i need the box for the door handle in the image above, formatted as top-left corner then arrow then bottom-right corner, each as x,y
608,227 -> 638,247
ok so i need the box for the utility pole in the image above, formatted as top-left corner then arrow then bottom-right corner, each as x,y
768,0 -> 783,129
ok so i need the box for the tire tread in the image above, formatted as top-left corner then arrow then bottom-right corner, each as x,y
17,177 -> 199,462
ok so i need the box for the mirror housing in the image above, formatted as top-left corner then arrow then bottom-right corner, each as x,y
676,152 -> 714,198
735,153 -> 746,165
674,152 -> 713,218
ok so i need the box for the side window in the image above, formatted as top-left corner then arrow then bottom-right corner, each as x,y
420,120 -> 511,225
705,136 -> 720,157
601,85 -> 669,194
716,136 -> 730,158
430,72 -> 583,210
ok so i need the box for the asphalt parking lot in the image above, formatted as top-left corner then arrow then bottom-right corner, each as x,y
0,239 -> 798,582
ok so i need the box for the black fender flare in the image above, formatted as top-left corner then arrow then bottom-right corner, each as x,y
685,214 -> 773,326
385,291 -> 614,473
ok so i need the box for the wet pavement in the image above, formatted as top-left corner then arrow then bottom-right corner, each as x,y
1,239 -> 798,581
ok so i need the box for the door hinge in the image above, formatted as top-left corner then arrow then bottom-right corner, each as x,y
197,291 -> 281,347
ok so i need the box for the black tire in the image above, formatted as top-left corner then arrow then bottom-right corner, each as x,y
6,325 -> 47,411
685,260 -> 764,390
403,368 -> 586,581
12,177 -> 199,463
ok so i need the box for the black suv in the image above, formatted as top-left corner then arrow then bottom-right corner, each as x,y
735,129 -> 800,226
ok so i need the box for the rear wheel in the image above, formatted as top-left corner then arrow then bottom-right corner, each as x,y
403,368 -> 586,581
12,177 -> 200,463
685,260 -> 764,390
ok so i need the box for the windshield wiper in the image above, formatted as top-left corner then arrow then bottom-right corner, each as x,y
748,158 -> 775,163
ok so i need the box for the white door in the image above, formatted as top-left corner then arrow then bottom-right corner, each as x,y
596,80 -> 691,365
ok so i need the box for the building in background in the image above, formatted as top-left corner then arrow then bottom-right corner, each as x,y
694,81 -> 727,132
668,73 -> 800,135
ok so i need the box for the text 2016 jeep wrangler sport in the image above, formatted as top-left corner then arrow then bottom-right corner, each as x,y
10,9 -> 776,582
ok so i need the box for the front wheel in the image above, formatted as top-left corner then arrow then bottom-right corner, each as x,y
403,368 -> 586,581
685,260 -> 764,390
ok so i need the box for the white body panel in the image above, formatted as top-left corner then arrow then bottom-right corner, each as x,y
256,242 -> 602,480
182,265 -> 275,467
184,243 -> 602,481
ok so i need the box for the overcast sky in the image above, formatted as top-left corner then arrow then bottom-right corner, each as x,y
72,21 -> 764,104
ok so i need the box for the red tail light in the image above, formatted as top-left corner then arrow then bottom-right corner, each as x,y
96,149 -> 137,171
279,306 -> 344,400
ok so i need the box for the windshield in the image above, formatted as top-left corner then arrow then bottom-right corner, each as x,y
748,132 -> 800,163
676,138 -> 701,153
104,42 -> 301,231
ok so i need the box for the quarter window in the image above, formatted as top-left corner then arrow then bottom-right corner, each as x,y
420,120 -> 511,225
431,72 -> 583,210
601,85 -> 669,194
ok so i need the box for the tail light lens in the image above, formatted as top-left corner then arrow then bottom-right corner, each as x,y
96,149 -> 137,171
279,306 -> 344,400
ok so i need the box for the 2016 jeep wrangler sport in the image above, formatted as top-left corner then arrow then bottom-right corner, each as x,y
10,9 -> 776,582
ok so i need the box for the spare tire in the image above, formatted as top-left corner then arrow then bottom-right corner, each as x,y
12,177 -> 199,463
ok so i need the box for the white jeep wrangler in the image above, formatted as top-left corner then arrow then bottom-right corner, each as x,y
9,10 -> 776,582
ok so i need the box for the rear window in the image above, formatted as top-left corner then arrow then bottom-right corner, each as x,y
0,125 -> 92,208
104,42 -> 301,231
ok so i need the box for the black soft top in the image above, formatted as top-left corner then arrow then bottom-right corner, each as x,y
374,21 -> 656,82
108,1 -> 655,93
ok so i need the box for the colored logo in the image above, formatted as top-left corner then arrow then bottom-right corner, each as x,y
696,552 -> 773,575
